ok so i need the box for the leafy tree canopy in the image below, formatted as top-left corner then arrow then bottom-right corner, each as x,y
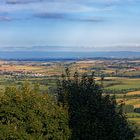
0,82 -> 71,140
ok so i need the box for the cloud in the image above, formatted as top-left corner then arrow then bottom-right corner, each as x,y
0,16 -> 11,21
6,0 -> 41,4
0,0 -> 122,18
0,0 -> 110,22
1,44 -> 140,52
0,1 -> 94,13
35,13 -> 104,22
0,0 -> 138,22
3,0 -> 139,6
36,13 -> 66,19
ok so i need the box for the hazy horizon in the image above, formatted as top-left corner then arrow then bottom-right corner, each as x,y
0,45 -> 140,52
0,51 -> 140,59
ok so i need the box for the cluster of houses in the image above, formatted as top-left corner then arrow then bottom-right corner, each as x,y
0,69 -> 45,77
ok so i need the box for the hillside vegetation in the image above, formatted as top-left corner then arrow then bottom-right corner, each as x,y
0,71 -> 136,140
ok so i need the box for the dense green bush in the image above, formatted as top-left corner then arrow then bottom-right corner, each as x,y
57,69 -> 135,140
0,83 -> 71,140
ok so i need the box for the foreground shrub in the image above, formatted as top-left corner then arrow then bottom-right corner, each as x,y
0,83 -> 71,140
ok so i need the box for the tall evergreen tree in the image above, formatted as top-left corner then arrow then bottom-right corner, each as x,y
57,69 -> 135,140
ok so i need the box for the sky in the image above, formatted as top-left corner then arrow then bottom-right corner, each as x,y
0,0 -> 140,52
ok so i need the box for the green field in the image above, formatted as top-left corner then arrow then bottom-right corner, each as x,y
105,78 -> 140,90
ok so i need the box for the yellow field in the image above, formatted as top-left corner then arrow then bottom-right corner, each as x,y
127,91 -> 140,95
0,64 -> 63,76
125,99 -> 140,108
0,65 -> 42,71
102,70 -> 115,74
128,118 -> 140,124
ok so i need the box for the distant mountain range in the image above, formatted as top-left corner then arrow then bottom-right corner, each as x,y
0,51 -> 140,60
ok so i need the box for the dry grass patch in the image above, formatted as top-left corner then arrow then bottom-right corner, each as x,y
127,91 -> 140,95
